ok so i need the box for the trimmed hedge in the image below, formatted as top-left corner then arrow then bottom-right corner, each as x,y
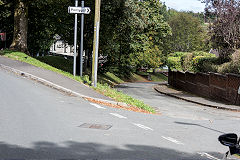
167,51 -> 217,72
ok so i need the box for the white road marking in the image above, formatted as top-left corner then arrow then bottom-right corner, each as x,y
110,113 -> 127,119
90,103 -> 106,109
197,152 -> 221,160
161,136 -> 184,145
132,123 -> 154,131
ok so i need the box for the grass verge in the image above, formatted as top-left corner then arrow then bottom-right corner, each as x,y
0,50 -> 156,113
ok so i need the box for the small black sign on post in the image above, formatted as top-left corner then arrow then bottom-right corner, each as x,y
0,32 -> 6,49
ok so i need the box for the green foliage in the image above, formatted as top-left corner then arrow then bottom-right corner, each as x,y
0,0 -> 13,47
167,56 -> 181,71
150,73 -> 168,82
82,75 -> 91,85
205,0 -> 240,59
167,51 -> 217,72
100,0 -> 171,75
167,12 -> 209,52
168,52 -> 188,57
192,56 -> 218,72
217,50 -> 240,74
36,56 -> 73,73
28,0 -> 73,54
2,0 -> 172,77
217,62 -> 238,74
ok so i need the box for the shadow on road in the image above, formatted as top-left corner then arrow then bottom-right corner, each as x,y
0,141 -> 222,159
115,85 -> 142,89
175,121 -> 225,134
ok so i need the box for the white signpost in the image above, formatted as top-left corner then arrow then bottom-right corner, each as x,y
68,1 -> 91,77
68,6 -> 91,14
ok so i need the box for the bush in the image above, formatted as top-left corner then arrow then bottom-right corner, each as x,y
167,56 -> 182,71
192,56 -> 218,72
168,50 -> 240,74
181,53 -> 194,71
217,50 -> 240,74
168,51 -> 217,72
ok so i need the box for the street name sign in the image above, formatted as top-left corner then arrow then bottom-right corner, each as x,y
68,6 -> 91,14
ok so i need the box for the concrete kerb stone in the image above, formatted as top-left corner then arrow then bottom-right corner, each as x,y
0,64 -> 128,107
153,85 -> 240,112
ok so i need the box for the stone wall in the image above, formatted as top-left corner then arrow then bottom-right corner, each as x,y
168,70 -> 240,105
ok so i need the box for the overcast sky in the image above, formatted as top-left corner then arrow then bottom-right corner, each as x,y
161,0 -> 205,13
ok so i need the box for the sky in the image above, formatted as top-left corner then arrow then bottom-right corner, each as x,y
161,0 -> 205,13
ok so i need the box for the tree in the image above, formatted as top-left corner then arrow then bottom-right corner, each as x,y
9,0 -> 29,53
168,12 -> 208,52
204,0 -> 240,60
98,0 -> 171,76
27,0 -> 73,55
1,0 -> 172,76
129,0 -> 171,69
0,0 -> 13,49
1,0 -> 74,54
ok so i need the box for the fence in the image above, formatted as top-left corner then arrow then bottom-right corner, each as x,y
168,70 -> 240,105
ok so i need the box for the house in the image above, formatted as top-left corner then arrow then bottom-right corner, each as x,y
50,40 -> 75,56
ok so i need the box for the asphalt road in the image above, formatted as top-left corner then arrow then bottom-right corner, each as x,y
0,69 -> 239,159
116,82 -> 240,121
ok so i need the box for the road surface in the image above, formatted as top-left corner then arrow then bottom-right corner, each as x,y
0,69 -> 239,159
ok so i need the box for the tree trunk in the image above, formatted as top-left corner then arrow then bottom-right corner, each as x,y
10,0 -> 29,54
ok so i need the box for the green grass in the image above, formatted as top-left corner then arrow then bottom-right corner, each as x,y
137,71 -> 168,82
35,55 -> 124,86
98,72 -> 125,86
150,73 -> 168,82
37,55 -> 73,73
0,50 -> 84,83
126,73 -> 149,82
0,50 -> 156,113
96,83 -> 155,112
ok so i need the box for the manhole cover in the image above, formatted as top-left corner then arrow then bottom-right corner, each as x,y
78,123 -> 112,130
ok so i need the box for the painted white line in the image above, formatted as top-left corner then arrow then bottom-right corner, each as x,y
197,152 -> 221,160
132,123 -> 154,131
90,103 -> 106,109
161,136 -> 184,145
110,113 -> 127,119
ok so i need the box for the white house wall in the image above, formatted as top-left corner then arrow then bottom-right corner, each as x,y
50,40 -> 76,56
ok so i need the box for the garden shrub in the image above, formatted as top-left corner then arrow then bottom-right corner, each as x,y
192,56 -> 218,72
168,50 -> 240,74
217,50 -> 240,74
168,52 -> 188,57
167,56 -> 182,71
181,53 -> 194,71
168,51 -> 217,72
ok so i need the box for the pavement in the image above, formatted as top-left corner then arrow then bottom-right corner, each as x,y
0,55 -> 239,112
154,83 -> 240,112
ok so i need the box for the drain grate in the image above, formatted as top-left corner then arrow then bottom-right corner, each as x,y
78,123 -> 112,130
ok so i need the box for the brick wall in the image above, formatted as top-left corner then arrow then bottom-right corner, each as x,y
168,70 -> 240,105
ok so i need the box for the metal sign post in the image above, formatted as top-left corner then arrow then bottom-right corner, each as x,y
73,0 -> 78,76
80,1 -> 84,77
68,1 -> 90,77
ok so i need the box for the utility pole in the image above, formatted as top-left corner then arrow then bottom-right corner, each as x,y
91,0 -> 101,87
